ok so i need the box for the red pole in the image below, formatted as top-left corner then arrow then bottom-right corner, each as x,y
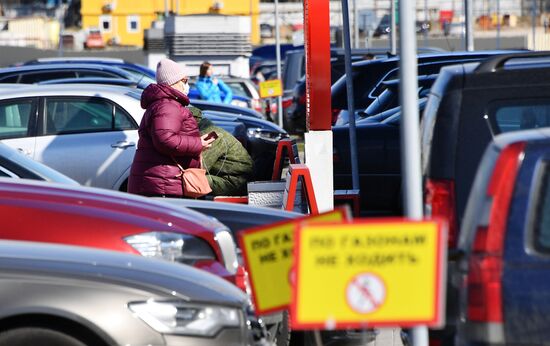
303,0 -> 332,131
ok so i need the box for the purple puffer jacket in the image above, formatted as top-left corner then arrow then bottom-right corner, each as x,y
128,83 -> 202,196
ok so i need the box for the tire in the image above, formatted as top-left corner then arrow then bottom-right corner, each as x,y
275,310 -> 291,346
0,327 -> 88,346
119,179 -> 128,193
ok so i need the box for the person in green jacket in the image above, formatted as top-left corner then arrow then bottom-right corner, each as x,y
189,106 -> 254,196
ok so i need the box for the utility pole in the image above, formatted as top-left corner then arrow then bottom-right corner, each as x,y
465,0 -> 474,51
275,0 -> 283,129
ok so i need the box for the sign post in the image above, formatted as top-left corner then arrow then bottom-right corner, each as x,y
291,220 -> 447,329
303,0 -> 334,212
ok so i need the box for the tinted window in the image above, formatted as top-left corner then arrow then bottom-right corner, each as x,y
0,99 -> 35,139
20,71 -> 75,83
488,99 -> 550,133
45,98 -> 114,135
114,106 -> 137,130
76,70 -> 119,78
534,164 -> 550,251
0,75 -> 19,83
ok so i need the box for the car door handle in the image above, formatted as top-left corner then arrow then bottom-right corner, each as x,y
16,148 -> 32,156
111,141 -> 136,149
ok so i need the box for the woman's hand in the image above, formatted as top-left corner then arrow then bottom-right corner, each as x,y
201,134 -> 216,150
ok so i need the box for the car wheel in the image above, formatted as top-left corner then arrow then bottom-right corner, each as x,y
0,327 -> 88,346
119,178 -> 129,192
274,310 -> 291,346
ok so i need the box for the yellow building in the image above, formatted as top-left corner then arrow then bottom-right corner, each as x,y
81,0 -> 260,48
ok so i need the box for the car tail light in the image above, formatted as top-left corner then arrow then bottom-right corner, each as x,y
251,98 -> 263,113
425,179 -> 457,248
282,96 -> 293,109
331,109 -> 341,125
466,142 -> 525,323
298,93 -> 307,106
235,265 -> 252,294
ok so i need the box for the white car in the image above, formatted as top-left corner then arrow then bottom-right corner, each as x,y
0,84 -> 143,190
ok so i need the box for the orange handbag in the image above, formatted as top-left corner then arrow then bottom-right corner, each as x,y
172,156 -> 212,198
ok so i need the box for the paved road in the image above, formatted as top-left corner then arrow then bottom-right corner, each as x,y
369,329 -> 404,346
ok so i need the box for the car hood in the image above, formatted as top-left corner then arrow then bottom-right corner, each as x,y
0,241 -> 248,307
203,110 -> 287,135
157,198 -> 301,232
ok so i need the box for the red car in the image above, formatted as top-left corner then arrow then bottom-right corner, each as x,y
0,178 -> 241,285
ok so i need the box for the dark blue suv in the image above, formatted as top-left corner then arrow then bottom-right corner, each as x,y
456,128 -> 550,345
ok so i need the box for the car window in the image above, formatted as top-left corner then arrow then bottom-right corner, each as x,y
226,82 -> 249,98
114,106 -> 137,130
488,99 -> 550,134
0,167 -> 14,177
0,99 -> 35,139
76,70 -> 119,78
20,71 -> 76,83
533,163 -> 550,252
45,97 -> 114,135
0,75 -> 19,83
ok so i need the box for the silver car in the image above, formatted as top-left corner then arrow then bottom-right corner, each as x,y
0,84 -> 142,190
0,240 -> 254,345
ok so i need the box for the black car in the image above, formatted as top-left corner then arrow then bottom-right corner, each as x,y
420,51 -> 550,345
422,52 -> 550,248
373,15 -> 431,37
202,110 -> 289,181
332,98 -> 428,214
282,48 -> 402,132
192,99 -> 265,119
330,50 -> 526,116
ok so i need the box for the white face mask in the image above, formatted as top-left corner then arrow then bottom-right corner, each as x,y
182,82 -> 190,95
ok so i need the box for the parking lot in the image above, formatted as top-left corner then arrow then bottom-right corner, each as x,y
3,0 -> 550,345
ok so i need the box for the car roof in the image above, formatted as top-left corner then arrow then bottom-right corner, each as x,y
0,63 -> 131,74
0,83 -> 140,98
37,77 -> 140,88
351,50 -> 528,68
28,57 -> 126,64
0,240 -> 246,305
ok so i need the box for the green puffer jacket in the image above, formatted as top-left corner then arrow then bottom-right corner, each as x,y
189,106 -> 254,196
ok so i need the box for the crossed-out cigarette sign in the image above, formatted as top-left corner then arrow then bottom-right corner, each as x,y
291,220 -> 447,329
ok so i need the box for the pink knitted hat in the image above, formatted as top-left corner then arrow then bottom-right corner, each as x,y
156,58 -> 187,85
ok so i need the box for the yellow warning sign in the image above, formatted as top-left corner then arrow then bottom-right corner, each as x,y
259,79 -> 283,98
291,220 -> 447,329
239,209 -> 350,315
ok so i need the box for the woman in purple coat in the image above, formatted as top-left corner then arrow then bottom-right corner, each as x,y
128,58 -> 215,197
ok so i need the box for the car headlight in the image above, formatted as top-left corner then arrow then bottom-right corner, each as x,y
129,300 -> 242,336
247,128 -> 288,142
231,100 -> 249,108
124,232 -> 216,264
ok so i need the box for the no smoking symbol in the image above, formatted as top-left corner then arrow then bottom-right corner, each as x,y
346,273 -> 386,314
